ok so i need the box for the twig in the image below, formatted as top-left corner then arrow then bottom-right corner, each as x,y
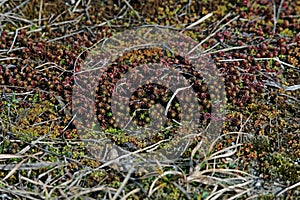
2,158 -> 28,180
276,181 -> 300,197
50,14 -> 83,27
202,42 -> 220,53
0,161 -> 64,171
200,45 -> 249,57
188,14 -> 239,55
20,175 -> 52,187
121,188 -> 140,200
31,117 -> 61,127
165,84 -> 194,116
46,29 -> 84,43
71,0 -> 83,13
0,0 -> 9,7
7,26 -> 31,54
1,0 -> 29,15
0,154 -> 25,160
35,62 -> 68,72
273,57 -> 299,71
0,187 -> 41,200
38,0 -> 43,27
112,166 -> 135,200
211,12 -> 232,33
180,13 -> 213,32
84,0 -> 92,22
123,0 -> 141,20
272,0 -> 277,35
0,12 -> 36,25
279,93 -> 299,102
218,58 -> 245,62
273,0 -> 284,34
0,57 -> 20,61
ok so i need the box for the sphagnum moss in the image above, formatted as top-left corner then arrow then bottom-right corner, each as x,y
0,0 -> 299,199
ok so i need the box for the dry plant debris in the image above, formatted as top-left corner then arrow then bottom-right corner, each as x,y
0,0 -> 299,199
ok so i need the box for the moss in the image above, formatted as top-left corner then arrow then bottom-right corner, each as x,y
0,0 -> 299,198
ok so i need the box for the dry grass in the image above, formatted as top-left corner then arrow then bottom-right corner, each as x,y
0,0 -> 299,199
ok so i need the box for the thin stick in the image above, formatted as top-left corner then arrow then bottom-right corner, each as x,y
181,13 -> 213,32
0,13 -> 36,25
4,0 -> 30,15
72,0 -> 83,13
211,12 -> 232,33
112,166 -> 135,200
38,0 -> 43,27
165,84 -> 194,116
0,154 -> 24,160
202,42 -> 220,53
272,0 -> 277,35
188,14 -> 239,55
218,58 -> 245,62
276,0 -> 284,20
8,26 -> 31,53
123,0 -> 141,20
0,57 -> 20,61
277,181 -> 300,197
121,188 -> 140,200
199,45 -> 249,57
46,29 -> 84,43
2,158 -> 28,180
50,14 -> 83,27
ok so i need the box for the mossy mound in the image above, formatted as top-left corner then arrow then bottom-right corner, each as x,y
0,0 -> 299,199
